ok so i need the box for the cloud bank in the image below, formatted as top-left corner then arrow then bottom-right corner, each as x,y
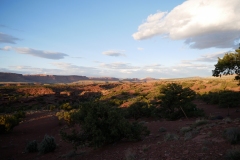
0,33 -> 20,44
133,0 -> 240,49
0,46 -> 68,60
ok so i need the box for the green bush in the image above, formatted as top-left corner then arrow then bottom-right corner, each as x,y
158,83 -> 203,120
200,92 -> 219,104
126,102 -> 153,119
0,114 -> 19,133
56,109 -> 78,124
60,103 -> 72,111
219,91 -> 240,108
38,135 -> 56,154
201,91 -> 240,108
60,102 -> 149,148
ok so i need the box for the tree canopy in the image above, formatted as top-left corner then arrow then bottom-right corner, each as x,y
212,48 -> 240,85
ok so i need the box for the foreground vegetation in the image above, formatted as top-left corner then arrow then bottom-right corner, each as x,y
0,78 -> 239,158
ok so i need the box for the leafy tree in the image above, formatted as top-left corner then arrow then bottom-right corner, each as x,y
159,83 -> 204,120
212,48 -> 240,85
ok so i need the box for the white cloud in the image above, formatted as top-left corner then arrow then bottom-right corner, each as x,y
102,50 -> 125,57
0,33 -> 20,44
100,62 -> 139,69
0,46 -> 69,59
0,46 -> 12,51
133,0 -> 240,49
51,62 -> 99,75
137,47 -> 144,51
14,47 -> 68,59
194,51 -> 227,62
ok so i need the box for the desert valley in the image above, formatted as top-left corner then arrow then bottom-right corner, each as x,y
0,72 -> 240,160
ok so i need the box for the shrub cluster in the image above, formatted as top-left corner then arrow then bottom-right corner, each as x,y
56,109 -> 78,124
38,135 -> 57,154
224,127 -> 240,144
25,135 -> 56,154
225,148 -> 240,160
200,90 -> 240,108
60,102 -> 149,148
0,113 -> 22,134
125,102 -> 157,119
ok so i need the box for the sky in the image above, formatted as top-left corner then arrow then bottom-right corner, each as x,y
0,0 -> 240,79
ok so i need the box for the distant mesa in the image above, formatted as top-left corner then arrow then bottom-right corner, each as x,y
0,72 -> 161,83
88,77 -> 119,81
0,72 -> 26,82
0,72 -> 123,83
0,72 -> 89,83
121,78 -> 140,81
141,77 -> 158,81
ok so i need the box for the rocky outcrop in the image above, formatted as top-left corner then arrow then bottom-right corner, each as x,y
0,72 -> 27,82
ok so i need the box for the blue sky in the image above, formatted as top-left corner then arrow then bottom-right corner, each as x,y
1,0 -> 240,79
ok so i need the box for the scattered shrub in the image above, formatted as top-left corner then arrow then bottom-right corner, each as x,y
13,110 -> 26,120
60,102 -> 72,111
25,140 -> 38,153
0,115 -> 19,133
192,119 -> 208,128
56,109 -> 78,124
198,85 -> 206,90
181,82 -> 194,88
107,99 -> 123,106
184,132 -> 192,141
159,127 -> 167,133
180,126 -> 192,134
38,135 -> 56,154
49,105 -> 56,111
164,133 -> 179,141
225,148 -> 240,160
224,127 -> 240,144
